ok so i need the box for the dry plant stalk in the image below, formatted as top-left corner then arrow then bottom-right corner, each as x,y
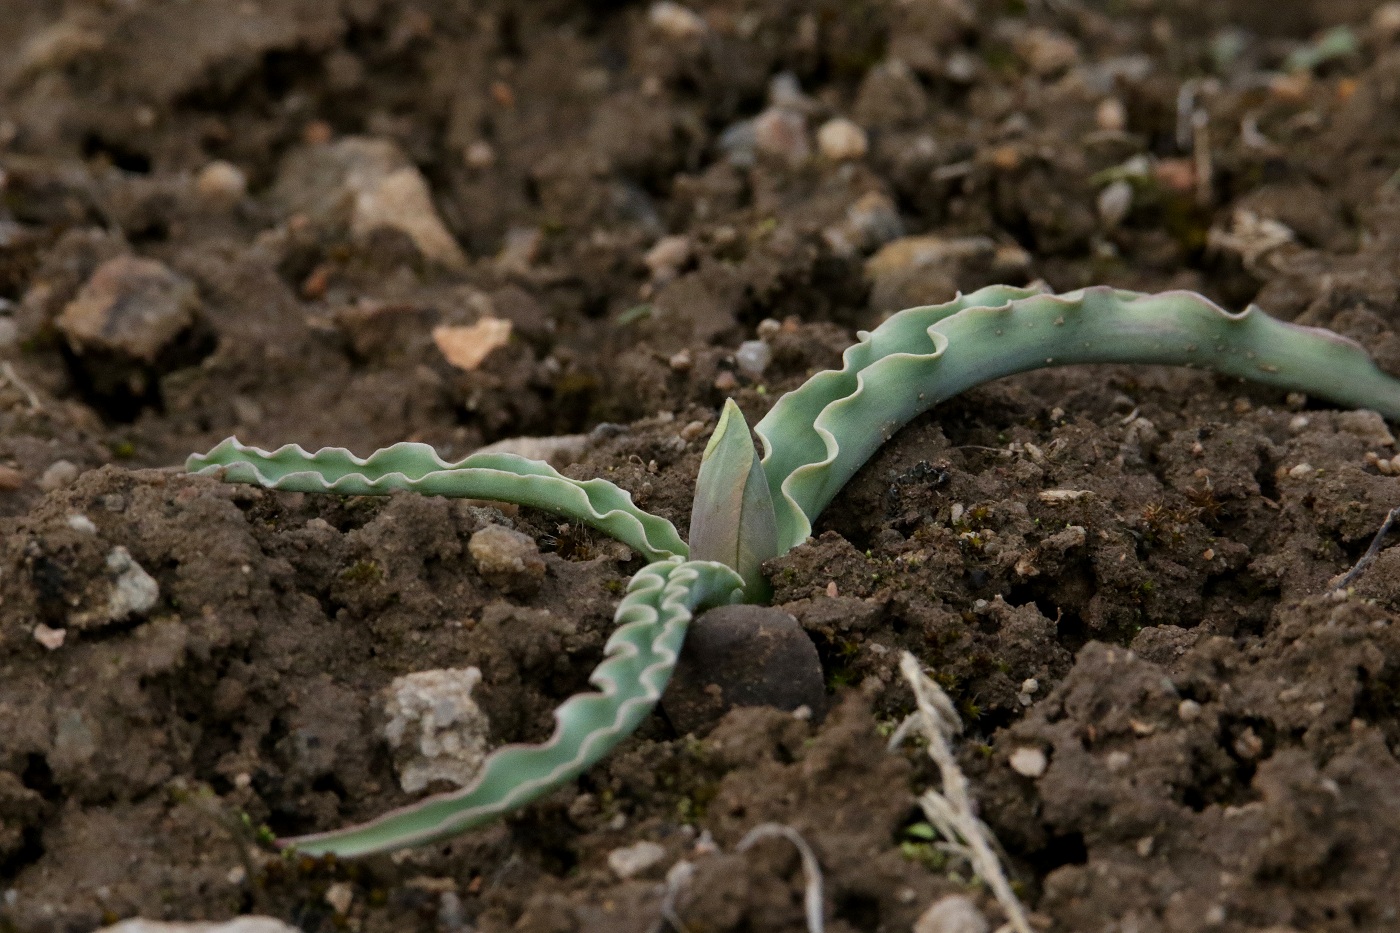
892,651 -> 1033,933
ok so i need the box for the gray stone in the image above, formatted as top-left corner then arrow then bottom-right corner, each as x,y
56,256 -> 199,397
106,546 -> 159,621
272,137 -> 466,270
662,604 -> 826,734
384,667 -> 491,793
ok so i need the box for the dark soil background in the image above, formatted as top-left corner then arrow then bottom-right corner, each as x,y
4,1 -> 1400,931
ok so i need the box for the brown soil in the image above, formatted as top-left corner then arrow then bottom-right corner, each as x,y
4,1 -> 1400,931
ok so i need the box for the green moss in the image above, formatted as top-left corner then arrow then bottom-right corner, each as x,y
339,560 -> 383,585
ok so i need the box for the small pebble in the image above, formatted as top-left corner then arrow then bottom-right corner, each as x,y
648,1 -> 706,39
463,141 -> 496,169
680,420 -> 707,441
57,257 -> 198,365
1096,98 -> 1127,132
66,514 -> 97,534
756,318 -> 782,340
106,546 -> 160,622
816,117 -> 868,161
98,918 -> 302,933
753,107 -> 810,164
714,371 -> 738,392
324,882 -> 353,916
33,624 -> 66,651
734,340 -> 772,378
0,465 -> 23,490
194,161 -> 247,208
1178,699 -> 1203,721
644,235 -> 693,281
1374,3 -> 1400,36
718,119 -> 758,167
668,349 -> 692,371
1017,677 -> 1039,707
438,892 -> 466,932
469,525 -> 546,591
1008,746 -> 1047,778
607,840 -> 668,880
1014,27 -> 1079,77
1287,463 -> 1314,479
768,72 -> 811,111
1233,727 -> 1263,759
913,894 -> 989,933
38,460 -> 80,492
842,191 -> 904,250
1098,179 -> 1133,228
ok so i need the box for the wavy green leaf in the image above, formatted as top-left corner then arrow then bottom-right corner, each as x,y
281,558 -> 743,857
756,285 -> 1400,551
187,438 -> 688,562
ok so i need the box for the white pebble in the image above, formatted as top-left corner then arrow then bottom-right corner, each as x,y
1287,463 -> 1314,479
735,340 -> 772,378
324,882 -> 353,916
33,624 -> 66,651
1178,699 -> 1202,721
97,918 -> 302,933
607,840 -> 667,879
644,235 -> 693,280
1098,179 -> 1133,228
648,2 -> 706,39
464,141 -> 496,169
38,459 -> 79,492
913,894 -> 989,933
1095,98 -> 1127,132
817,118 -> 868,161
106,546 -> 159,620
194,161 -> 247,208
1008,746 -> 1047,778
66,513 -> 97,534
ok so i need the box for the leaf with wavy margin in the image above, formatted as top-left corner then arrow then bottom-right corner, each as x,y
755,284 -> 1400,551
187,438 -> 688,562
279,558 -> 741,857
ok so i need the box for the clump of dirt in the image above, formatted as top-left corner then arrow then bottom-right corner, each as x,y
3,0 -> 1400,931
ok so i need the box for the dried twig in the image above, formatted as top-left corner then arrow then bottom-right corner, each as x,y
1331,506 -> 1400,591
658,824 -> 824,933
736,824 -> 825,933
0,362 -> 41,413
892,652 -> 1034,933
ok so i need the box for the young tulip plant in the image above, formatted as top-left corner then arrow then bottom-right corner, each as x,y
189,284 -> 1400,857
